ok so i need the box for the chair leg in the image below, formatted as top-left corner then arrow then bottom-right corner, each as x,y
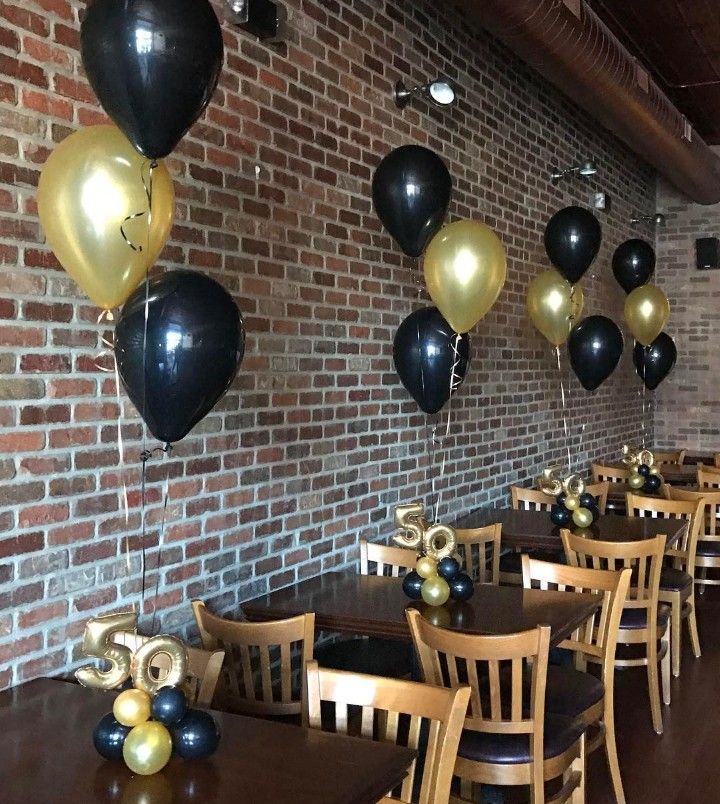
646,635 -> 663,734
603,694 -> 626,804
661,633 -> 671,706
458,778 -> 472,801
688,595 -> 702,659
671,598 -> 681,678
570,733 -> 586,804
698,567 -> 707,594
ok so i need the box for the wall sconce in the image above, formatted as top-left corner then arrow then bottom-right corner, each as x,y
630,212 -> 666,227
395,77 -> 457,109
550,160 -> 597,184
226,0 -> 286,42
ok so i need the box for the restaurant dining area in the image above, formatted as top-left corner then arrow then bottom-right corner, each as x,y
3,0 -> 720,802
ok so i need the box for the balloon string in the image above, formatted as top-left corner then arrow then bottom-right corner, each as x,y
555,345 -> 573,473
150,445 -> 172,635
641,342 -> 647,449
431,333 -> 462,522
120,159 -> 157,252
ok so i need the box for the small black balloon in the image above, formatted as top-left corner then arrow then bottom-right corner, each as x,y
643,475 -> 662,493
612,239 -> 656,293
115,270 -> 245,444
633,333 -> 677,390
448,573 -> 474,602
568,316 -> 624,392
556,492 -> 567,508
93,713 -> 131,761
637,464 -> 650,477
579,493 -> 596,509
393,307 -> 470,415
81,0 -> 224,159
544,206 -> 602,284
172,709 -> 221,760
402,570 -> 424,600
437,557 -> 461,581
550,506 -> 572,526
152,685 -> 188,726
372,145 -> 452,258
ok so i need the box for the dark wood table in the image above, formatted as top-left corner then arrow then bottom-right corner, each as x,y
243,571 -> 602,649
602,461 -> 698,486
454,507 -> 688,550
0,678 -> 415,804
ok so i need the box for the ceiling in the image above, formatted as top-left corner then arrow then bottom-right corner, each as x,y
587,0 -> 720,144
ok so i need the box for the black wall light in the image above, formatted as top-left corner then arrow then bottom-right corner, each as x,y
630,212 -> 666,227
226,0 -> 286,42
395,78 -> 457,109
549,160 -> 597,183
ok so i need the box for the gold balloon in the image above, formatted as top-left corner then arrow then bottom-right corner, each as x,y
420,575 -> 451,607
564,493 -> 580,511
114,688 -> 151,727
526,270 -> 584,346
392,501 -> 426,549
628,472 -> 645,489
424,220 -> 507,334
649,466 -> 661,476
76,611 -> 137,690
423,523 -> 457,561
123,722 -> 173,776
37,125 -> 175,310
132,635 -> 188,696
624,285 -> 670,346
416,556 -> 438,579
572,507 -> 593,528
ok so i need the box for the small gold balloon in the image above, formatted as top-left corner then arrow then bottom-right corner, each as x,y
624,284 -> 670,346
113,688 -> 151,727
416,556 -> 438,579
628,472 -> 645,489
564,493 -> 580,511
649,466 -> 660,476
420,575 -> 451,607
526,270 -> 585,346
123,721 -> 173,776
572,507 -> 593,528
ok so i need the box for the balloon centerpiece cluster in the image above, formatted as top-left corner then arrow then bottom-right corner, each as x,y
393,502 -> 474,605
76,612 -> 220,775
622,446 -> 663,494
539,467 -> 600,529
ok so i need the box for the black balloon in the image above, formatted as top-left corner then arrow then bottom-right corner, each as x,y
550,505 -> 572,526
556,493 -> 567,508
579,493 -> 596,510
152,685 -> 187,726
448,573 -> 474,602
612,239 -> 655,294
115,270 -> 245,444
172,709 -> 221,760
567,316 -> 624,392
633,332 -> 677,390
643,475 -> 662,493
372,145 -> 452,258
402,570 -> 424,600
437,557 -> 461,581
81,0 -> 224,159
93,713 -> 131,761
393,307 -> 470,414
637,464 -> 651,478
544,206 -> 602,284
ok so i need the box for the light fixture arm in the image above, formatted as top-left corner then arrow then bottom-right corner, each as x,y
226,0 -> 286,42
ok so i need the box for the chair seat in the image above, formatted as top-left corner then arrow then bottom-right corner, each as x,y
457,713 -> 585,765
696,541 -> 720,557
313,637 -> 414,678
544,666 -> 605,718
619,604 -> 671,631
659,567 -> 693,595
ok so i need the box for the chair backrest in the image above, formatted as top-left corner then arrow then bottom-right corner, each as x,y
406,608 -> 551,793
192,600 -> 314,718
664,485 -> 720,547
698,466 -> 720,489
511,485 -> 554,511
625,493 -> 703,575
521,557 -> 631,682
454,523 -> 501,584
305,660 -> 470,804
584,480 -> 609,515
592,463 -> 630,483
715,454 -> 720,469
654,450 -> 686,465
561,530 -> 666,635
111,631 -> 224,707
360,540 -> 417,577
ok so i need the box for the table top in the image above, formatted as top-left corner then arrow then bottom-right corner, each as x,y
243,571 -> 601,649
454,507 -> 687,550
602,461 -> 698,485
0,679 -> 414,804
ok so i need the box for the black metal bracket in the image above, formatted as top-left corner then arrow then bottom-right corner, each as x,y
227,0 -> 286,43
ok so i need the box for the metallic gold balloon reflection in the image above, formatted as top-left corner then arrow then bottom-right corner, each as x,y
424,220 -> 507,334
114,689 -> 152,727
123,722 -> 173,776
120,773 -> 173,804
526,270 -> 584,346
37,125 -> 174,310
133,635 -> 188,696
624,284 -> 670,346
421,575 -> 450,606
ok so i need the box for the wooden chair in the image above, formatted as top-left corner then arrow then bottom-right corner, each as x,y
305,660 -> 470,804
504,488 -> 562,585
512,486 -> 555,511
625,493 -> 703,677
314,540 -> 416,678
698,466 -> 720,489
454,523 -> 501,584
666,486 -> 720,594
407,611 -> 586,804
591,464 -> 630,484
714,454 -> 720,469
192,601 -> 314,720
111,631 -> 224,707
521,557 -> 631,804
654,450 -> 686,465
561,530 -> 670,735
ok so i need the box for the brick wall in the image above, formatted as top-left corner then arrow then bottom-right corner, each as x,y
655,171 -> 720,451
0,0 -> 655,687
